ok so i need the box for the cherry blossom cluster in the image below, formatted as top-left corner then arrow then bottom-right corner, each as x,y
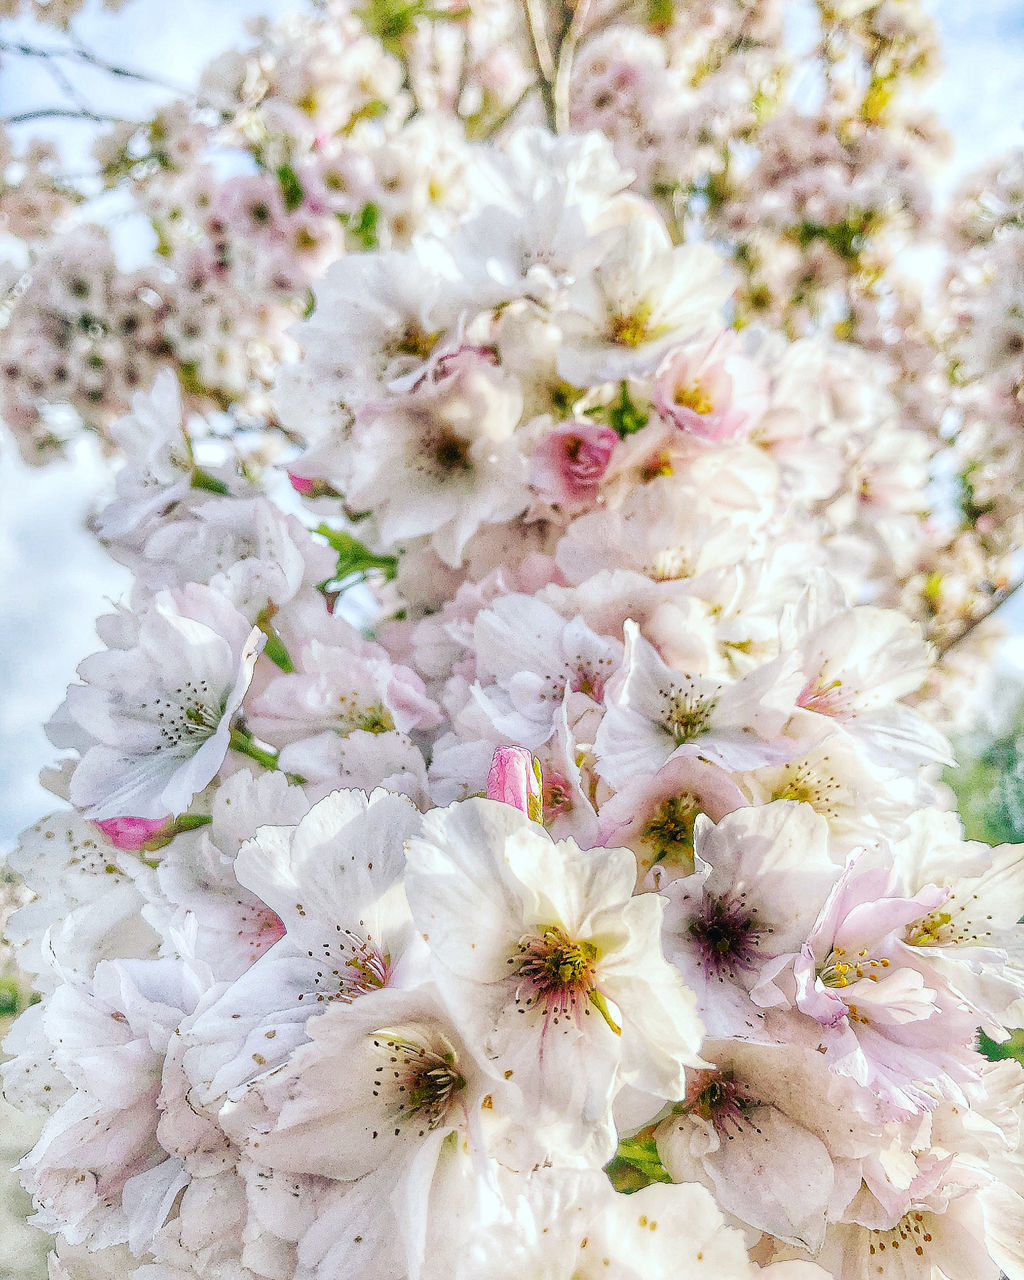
4,126 -> 1024,1280
3,0 -> 1022,725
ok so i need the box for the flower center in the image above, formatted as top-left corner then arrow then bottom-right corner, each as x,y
300,929 -> 392,1006
143,681 -> 223,750
770,759 -> 843,821
642,793 -> 702,861
661,684 -> 718,744
541,771 -> 574,821
868,1211 -> 935,1260
512,926 -> 619,1032
682,1070 -> 759,1138
370,1029 -> 465,1139
392,323 -> 440,360
797,675 -> 850,717
335,694 -> 395,735
610,306 -> 653,347
688,893 -> 766,975
432,431 -> 472,472
646,547 -> 693,581
674,383 -> 714,415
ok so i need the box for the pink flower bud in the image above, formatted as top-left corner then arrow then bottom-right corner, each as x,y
94,815 -> 171,851
530,422 -> 618,508
486,746 -> 544,823
288,472 -> 339,499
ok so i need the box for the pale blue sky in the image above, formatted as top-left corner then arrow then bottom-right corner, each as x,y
0,0 -> 1022,847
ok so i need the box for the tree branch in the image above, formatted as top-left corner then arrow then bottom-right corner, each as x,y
0,36 -> 189,95
552,0 -> 592,133
935,578 -> 1024,658
2,106 -> 136,126
522,0 -> 557,131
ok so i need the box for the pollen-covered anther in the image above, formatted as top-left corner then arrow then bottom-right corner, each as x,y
512,926 -> 618,1031
818,944 -> 890,988
642,792 -> 701,859
609,306 -> 653,347
868,1211 -> 934,1259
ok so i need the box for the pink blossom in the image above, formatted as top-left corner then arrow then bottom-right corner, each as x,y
94,815 -> 171,851
653,332 -> 768,441
530,422 -> 618,508
486,746 -> 544,822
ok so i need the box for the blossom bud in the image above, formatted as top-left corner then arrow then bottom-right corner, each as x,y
486,746 -> 544,823
94,815 -> 171,851
530,422 -> 618,507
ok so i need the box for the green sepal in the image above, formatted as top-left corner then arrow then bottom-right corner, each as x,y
315,523 -> 398,582
605,1133 -> 673,1194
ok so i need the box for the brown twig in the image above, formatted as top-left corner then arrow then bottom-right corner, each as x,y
935,578 -> 1024,658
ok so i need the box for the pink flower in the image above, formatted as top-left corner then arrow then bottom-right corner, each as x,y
94,815 -> 171,851
653,332 -> 768,442
486,746 -> 544,822
530,421 -> 618,507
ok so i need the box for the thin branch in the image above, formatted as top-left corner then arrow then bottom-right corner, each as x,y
552,0 -> 592,133
935,578 -> 1024,658
522,0 -> 557,131
2,106 -> 136,126
71,28 -> 195,96
0,36 -> 189,96
36,43 -> 95,118
477,81 -> 533,140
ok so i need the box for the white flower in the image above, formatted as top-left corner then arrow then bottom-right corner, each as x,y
181,787 -> 422,1110
894,810 -> 1024,1039
4,958 -> 207,1254
5,810 -> 157,990
138,769 -> 310,981
593,621 -> 807,790
344,348 -> 529,567
557,216 -> 734,386
57,584 -> 264,820
405,798 -> 705,1163
784,589 -> 953,768
94,371 -> 194,543
658,802 -> 842,1039
135,497 -> 335,619
469,594 -> 622,748
221,986 -> 507,1280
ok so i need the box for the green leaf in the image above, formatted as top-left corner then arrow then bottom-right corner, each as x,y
276,164 -> 305,213
647,0 -> 674,31
354,0 -> 468,53
338,202 -> 380,250
0,978 -> 23,1018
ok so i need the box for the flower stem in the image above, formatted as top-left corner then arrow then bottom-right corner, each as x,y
229,727 -> 280,771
